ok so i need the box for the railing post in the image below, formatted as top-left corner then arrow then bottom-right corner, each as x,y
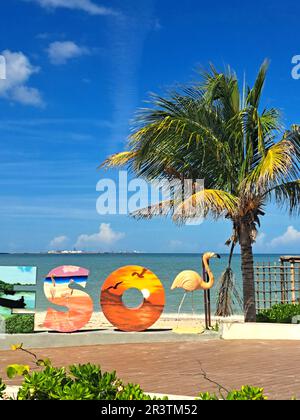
255,263 -> 260,313
291,261 -> 296,304
280,262 -> 286,304
269,262 -> 272,309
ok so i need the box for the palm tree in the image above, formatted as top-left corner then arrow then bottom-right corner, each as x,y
101,61 -> 300,322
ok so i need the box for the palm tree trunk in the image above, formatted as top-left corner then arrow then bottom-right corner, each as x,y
240,221 -> 256,322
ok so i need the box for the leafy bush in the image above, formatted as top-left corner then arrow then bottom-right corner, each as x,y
198,392 -> 219,400
198,386 -> 267,400
15,363 -> 164,400
257,303 -> 300,324
5,315 -> 34,334
226,386 -> 267,400
116,383 -> 165,400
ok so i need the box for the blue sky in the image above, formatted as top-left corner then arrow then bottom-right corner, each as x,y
0,0 -> 300,253
0,266 -> 36,284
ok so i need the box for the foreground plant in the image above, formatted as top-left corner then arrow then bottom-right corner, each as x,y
197,368 -> 267,400
6,363 -> 165,401
101,61 -> 300,321
198,386 -> 267,400
0,363 -> 268,400
6,343 -> 51,379
0,365 -> 268,400
4,345 -> 165,400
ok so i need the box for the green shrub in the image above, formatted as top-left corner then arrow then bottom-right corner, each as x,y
0,365 -> 268,401
198,386 -> 267,401
16,363 -> 165,401
0,346 -> 268,401
257,303 -> 300,324
5,315 -> 34,334
226,386 -> 267,400
198,391 -> 219,400
116,383 -> 166,400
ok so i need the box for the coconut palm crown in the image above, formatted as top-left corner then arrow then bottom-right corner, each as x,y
101,61 -> 300,322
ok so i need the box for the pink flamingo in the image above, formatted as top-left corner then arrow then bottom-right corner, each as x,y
171,252 -> 221,324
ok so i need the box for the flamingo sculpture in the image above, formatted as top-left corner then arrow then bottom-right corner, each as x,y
171,252 -> 221,325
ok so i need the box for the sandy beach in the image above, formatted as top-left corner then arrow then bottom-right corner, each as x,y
34,311 -> 244,332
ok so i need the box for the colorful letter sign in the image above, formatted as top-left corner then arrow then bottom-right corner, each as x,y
1,264 -> 167,334
43,266 -> 93,333
100,266 -> 165,332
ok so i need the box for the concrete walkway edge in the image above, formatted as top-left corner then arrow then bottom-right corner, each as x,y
0,330 -> 219,350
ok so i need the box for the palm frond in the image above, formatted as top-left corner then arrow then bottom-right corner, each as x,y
131,189 -> 238,224
283,124 -> 300,159
245,60 -> 269,108
99,151 -> 138,169
173,189 -> 239,222
265,180 -> 300,215
243,139 -> 297,193
215,267 -> 243,317
131,199 -> 175,220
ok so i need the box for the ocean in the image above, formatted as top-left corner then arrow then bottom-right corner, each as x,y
0,253 -> 283,316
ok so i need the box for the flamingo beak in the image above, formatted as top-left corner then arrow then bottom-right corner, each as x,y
214,253 -> 221,259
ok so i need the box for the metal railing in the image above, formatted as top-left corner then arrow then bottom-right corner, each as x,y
255,262 -> 300,312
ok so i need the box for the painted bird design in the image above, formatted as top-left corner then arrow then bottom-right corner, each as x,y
132,268 -> 147,279
106,281 -> 123,292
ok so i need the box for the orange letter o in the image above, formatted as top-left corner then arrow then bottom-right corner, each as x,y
100,265 -> 165,332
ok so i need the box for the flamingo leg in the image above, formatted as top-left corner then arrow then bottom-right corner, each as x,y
176,292 -> 187,328
192,292 -> 195,317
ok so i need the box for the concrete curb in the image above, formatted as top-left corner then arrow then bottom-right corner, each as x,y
0,330 -> 219,350
221,322 -> 300,340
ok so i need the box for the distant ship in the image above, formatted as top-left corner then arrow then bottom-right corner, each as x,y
47,250 -> 83,254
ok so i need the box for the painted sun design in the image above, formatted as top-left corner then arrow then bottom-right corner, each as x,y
141,289 -> 151,299
100,265 -> 165,332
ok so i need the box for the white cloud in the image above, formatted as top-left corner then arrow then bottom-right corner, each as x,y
49,235 -> 69,249
75,223 -> 125,250
0,50 -> 44,107
26,0 -> 118,16
12,86 -> 43,106
47,41 -> 90,65
270,226 -> 300,248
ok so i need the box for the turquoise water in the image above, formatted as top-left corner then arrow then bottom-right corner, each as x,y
0,307 -> 11,319
0,253 -> 283,315
0,292 -> 35,319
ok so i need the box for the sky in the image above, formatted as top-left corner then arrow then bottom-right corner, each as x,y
0,266 -> 36,284
1,0 -> 300,253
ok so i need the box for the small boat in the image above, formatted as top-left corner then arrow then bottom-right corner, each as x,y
0,296 -> 26,309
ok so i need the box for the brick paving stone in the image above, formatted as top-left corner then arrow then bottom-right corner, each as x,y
1,340 -> 300,400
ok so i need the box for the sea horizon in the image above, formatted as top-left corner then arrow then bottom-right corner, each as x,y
0,252 -> 290,316
0,252 -> 291,256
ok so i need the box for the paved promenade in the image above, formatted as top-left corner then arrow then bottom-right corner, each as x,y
1,340 -> 300,400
